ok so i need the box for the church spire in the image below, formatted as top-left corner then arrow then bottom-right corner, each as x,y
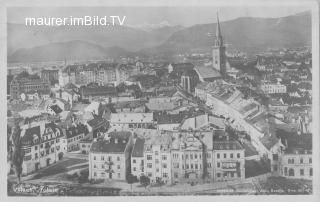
215,12 -> 223,47
216,12 -> 222,37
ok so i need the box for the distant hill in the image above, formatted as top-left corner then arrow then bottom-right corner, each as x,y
8,11 -> 311,63
142,11 -> 311,56
7,23 -> 183,56
8,40 -> 140,63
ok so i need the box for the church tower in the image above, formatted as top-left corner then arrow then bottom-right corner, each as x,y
212,12 -> 226,76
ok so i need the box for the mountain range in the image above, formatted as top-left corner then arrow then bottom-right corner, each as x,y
7,11 -> 311,63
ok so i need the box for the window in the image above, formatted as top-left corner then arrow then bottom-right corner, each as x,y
117,165 -> 120,169
217,173 -> 221,178
163,163 -> 167,168
118,173 -> 120,178
289,168 -> 295,176
155,159 -> 159,164
230,153 -> 233,158
309,158 -> 312,163
148,173 -> 152,177
223,153 -> 227,158
94,164 -> 97,168
237,153 -> 240,158
147,155 -> 152,160
190,154 -> 193,159
155,151 -> 159,155
101,156 -> 104,161
272,154 -> 278,161
186,164 -> 189,169
133,167 -> 136,171
186,154 -> 188,159
284,167 -> 288,176
156,168 -> 159,172
231,172 -> 234,177
162,155 -> 167,160
300,169 -> 304,176
217,162 -> 220,168
174,173 -> 178,178
300,158 -> 303,164
94,172 -> 97,177
108,156 -> 112,161
310,168 -> 313,176
35,146 -> 38,150
101,164 -> 105,169
147,163 -> 152,168
93,156 -> 96,160
217,153 -> 220,159
195,164 -> 198,169
117,156 -> 120,161
133,159 -> 136,164
163,173 -> 168,178
195,154 -> 197,159
207,163 -> 211,168
191,164 -> 193,169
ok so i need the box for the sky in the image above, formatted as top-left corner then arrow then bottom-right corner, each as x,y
7,6 -> 311,27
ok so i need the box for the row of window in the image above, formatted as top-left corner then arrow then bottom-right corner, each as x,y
146,163 -> 168,169
171,152 -> 241,160
146,155 -> 168,161
284,167 -> 313,177
287,158 -> 312,164
68,135 -> 83,143
93,172 -> 121,178
93,164 -> 121,170
147,172 -> 168,178
93,155 -> 121,161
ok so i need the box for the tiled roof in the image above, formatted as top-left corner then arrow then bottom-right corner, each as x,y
146,102 -> 177,112
50,104 -> 63,114
194,66 -> 222,81
212,141 -> 243,150
110,113 -> 153,123
81,86 -> 117,97
90,140 -> 128,153
21,126 -> 41,146
87,117 -> 107,128
66,124 -> 88,138
132,138 -> 145,157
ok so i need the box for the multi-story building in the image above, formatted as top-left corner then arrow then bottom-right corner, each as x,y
64,123 -> 89,151
276,133 -> 312,180
41,69 -> 59,84
10,77 -> 50,99
18,122 -> 68,175
143,133 -> 172,184
212,141 -> 245,181
171,133 -> 204,184
96,63 -> 118,85
110,113 -> 154,130
88,131 -> 133,180
131,138 -> 145,178
260,82 -> 287,94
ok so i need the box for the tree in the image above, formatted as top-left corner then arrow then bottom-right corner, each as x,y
139,175 -> 150,189
10,122 -> 24,182
127,174 -> 138,193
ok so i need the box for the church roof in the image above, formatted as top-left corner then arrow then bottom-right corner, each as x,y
194,66 -> 222,82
